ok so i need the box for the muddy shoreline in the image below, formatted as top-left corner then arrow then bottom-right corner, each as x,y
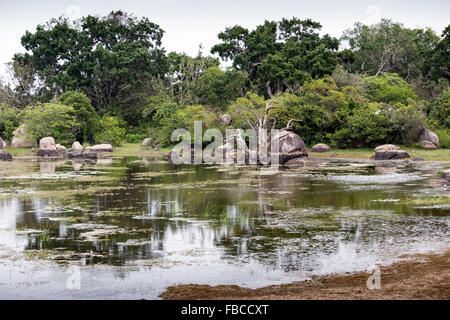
160,250 -> 450,300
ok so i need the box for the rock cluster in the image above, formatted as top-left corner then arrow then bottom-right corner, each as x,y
419,129 -> 440,149
374,144 -> 410,160
37,137 -> 66,157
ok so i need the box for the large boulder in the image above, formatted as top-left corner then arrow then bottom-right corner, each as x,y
11,125 -> 37,148
39,137 -> 56,150
270,130 -> 308,164
141,138 -> 152,147
37,137 -> 59,157
85,144 -> 113,152
419,128 -> 439,149
72,141 -> 83,150
218,114 -> 232,126
373,144 -> 410,160
311,143 -> 331,153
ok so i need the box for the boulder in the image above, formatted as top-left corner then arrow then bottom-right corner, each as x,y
420,140 -> 437,150
374,150 -> 410,160
141,138 -> 152,147
270,130 -> 308,165
0,152 -> 12,161
419,128 -> 439,149
85,144 -> 113,152
67,149 -> 84,158
0,137 -> 5,151
311,143 -> 331,153
374,144 -> 399,152
39,137 -> 56,150
271,130 -> 307,154
218,114 -> 232,126
442,169 -> 450,182
56,144 -> 67,152
10,125 -> 37,148
72,141 -> 83,150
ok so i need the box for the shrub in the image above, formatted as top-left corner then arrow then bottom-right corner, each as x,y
434,128 -> 450,148
428,90 -> 450,128
56,91 -> 100,143
0,104 -> 20,140
364,73 -> 418,105
21,103 -> 80,146
125,133 -> 147,143
95,115 -> 126,146
386,102 -> 426,145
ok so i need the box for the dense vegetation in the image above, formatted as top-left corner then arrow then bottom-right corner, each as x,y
0,11 -> 448,148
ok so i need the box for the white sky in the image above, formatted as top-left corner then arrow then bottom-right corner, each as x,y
0,0 -> 449,80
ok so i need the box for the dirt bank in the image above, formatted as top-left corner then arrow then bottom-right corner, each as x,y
160,250 -> 450,300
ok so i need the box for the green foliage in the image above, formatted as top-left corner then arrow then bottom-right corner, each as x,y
364,73 -> 418,105
227,92 -> 267,129
212,18 -> 338,97
95,115 -> 126,146
387,101 -> 426,145
196,67 -> 247,109
56,91 -> 99,143
332,107 -> 394,148
21,103 -> 80,145
125,133 -> 147,143
425,25 -> 450,82
0,104 -> 20,140
434,129 -> 450,148
428,90 -> 450,128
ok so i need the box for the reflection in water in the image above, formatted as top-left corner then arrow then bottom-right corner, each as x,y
0,156 -> 448,298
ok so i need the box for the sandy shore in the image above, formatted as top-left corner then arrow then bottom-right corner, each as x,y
160,250 -> 450,300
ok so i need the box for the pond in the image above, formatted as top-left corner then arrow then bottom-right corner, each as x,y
0,156 -> 449,299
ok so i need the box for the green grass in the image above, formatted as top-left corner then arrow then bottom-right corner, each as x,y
310,146 -> 450,161
402,196 -> 450,206
112,142 -> 172,157
5,147 -> 33,156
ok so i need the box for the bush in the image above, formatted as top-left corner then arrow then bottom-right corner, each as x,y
95,115 -> 126,146
434,128 -> 450,148
125,133 -> 147,143
56,91 -> 100,143
386,102 -> 426,145
332,107 -> 394,148
428,90 -> 450,128
21,103 -> 80,146
364,73 -> 418,105
0,104 -> 20,140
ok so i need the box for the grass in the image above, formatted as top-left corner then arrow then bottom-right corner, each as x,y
111,143 -> 172,157
310,146 -> 450,161
402,196 -> 450,206
5,147 -> 33,156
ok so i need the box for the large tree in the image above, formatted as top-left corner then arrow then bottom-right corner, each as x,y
13,11 -> 167,116
341,19 -> 440,81
211,18 -> 339,97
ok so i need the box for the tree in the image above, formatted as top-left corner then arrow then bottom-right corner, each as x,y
13,11 -> 167,118
428,90 -> 450,128
211,18 -> 339,97
425,25 -> 450,82
196,67 -> 247,109
342,19 -> 439,81
95,115 -> 126,146
21,103 -> 80,146
56,91 -> 100,143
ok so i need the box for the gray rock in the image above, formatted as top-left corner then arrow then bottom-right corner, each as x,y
37,150 -> 59,157
419,128 -> 439,149
141,138 -> 152,147
0,152 -> 12,161
72,141 -> 83,150
85,144 -> 113,152
311,143 -> 331,153
218,114 -> 232,126
39,137 -> 56,151
11,125 -> 37,148
374,144 -> 399,152
420,140 -> 437,150
442,169 -> 450,181
374,150 -> 410,160
270,130 -> 308,165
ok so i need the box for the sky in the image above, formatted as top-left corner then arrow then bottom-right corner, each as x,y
0,0 -> 449,80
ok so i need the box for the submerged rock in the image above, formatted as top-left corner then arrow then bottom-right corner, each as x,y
373,144 -> 409,160
0,152 -> 12,161
419,128 -> 439,149
311,143 -> 331,153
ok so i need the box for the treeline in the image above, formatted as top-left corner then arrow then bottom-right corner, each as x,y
0,11 -> 449,148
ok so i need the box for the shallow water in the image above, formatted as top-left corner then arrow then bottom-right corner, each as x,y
0,156 -> 449,299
